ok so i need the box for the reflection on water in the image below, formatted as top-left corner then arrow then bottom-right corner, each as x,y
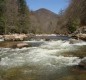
0,40 -> 86,80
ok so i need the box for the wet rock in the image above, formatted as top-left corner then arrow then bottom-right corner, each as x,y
17,43 -> 29,48
45,38 -> 50,41
3,34 -> 34,41
69,39 -> 82,44
0,41 -> 30,48
78,60 -> 86,69
76,34 -> 86,41
79,56 -> 84,59
72,59 -> 86,73
71,27 -> 86,41
0,35 -> 3,39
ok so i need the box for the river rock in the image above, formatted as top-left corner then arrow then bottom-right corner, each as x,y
0,41 -> 30,48
0,35 -> 3,39
76,34 -> 86,41
69,39 -> 82,44
78,59 -> 86,69
71,27 -> 86,41
17,43 -> 29,48
72,59 -> 86,73
3,34 -> 29,41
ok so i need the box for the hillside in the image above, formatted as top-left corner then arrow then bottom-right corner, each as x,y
29,8 -> 59,34
0,0 -> 30,34
56,0 -> 86,34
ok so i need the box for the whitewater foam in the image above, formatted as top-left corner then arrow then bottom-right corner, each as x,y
0,40 -> 86,69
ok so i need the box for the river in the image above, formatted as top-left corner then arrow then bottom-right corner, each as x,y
0,36 -> 86,80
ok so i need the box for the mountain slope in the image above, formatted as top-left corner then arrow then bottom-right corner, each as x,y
29,8 -> 59,34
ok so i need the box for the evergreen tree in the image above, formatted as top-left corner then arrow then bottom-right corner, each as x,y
17,0 -> 30,33
0,0 -> 6,34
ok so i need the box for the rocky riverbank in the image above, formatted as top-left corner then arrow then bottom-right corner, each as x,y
71,26 -> 86,41
72,59 -> 86,75
0,33 -> 35,41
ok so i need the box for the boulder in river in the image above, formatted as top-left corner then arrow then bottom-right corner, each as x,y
71,27 -> 86,41
76,34 -> 86,41
72,59 -> 86,73
78,59 -> 86,69
3,34 -> 29,41
17,43 -> 29,48
0,41 -> 30,48
69,39 -> 82,44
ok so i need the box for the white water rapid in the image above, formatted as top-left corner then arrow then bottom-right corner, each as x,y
0,40 -> 86,70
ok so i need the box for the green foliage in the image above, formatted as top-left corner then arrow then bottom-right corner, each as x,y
18,0 -> 30,34
67,19 -> 80,33
0,0 -> 6,34
0,18 -> 5,34
0,0 -> 30,34
67,21 -> 76,33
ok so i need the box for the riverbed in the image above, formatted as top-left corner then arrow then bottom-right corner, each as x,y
0,37 -> 86,80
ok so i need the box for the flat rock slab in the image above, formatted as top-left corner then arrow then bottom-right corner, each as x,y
17,43 -> 29,48
0,41 -> 30,48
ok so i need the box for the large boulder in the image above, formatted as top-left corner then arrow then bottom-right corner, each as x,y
69,39 -> 82,44
17,43 -> 29,48
3,34 -> 29,41
78,59 -> 86,69
76,34 -> 86,41
72,59 -> 86,73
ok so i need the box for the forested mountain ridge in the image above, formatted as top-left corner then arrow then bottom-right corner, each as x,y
29,8 -> 59,34
0,0 -> 86,35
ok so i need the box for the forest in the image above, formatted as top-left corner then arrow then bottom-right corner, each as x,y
0,0 -> 30,34
0,0 -> 86,34
56,0 -> 86,34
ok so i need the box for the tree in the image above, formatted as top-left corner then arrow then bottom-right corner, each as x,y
57,0 -> 86,33
0,0 -> 6,34
17,0 -> 30,33
4,0 -> 19,34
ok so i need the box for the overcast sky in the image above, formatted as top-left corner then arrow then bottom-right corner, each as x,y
26,0 -> 69,14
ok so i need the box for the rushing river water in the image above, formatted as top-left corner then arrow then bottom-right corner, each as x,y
0,37 -> 86,80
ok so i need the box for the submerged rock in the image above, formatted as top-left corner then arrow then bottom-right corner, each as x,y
78,59 -> 86,69
69,39 -> 82,44
72,59 -> 86,73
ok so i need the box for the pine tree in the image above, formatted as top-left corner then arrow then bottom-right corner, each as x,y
0,0 -> 6,34
17,0 -> 30,33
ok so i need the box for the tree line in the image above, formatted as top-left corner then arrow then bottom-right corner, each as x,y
56,0 -> 86,34
0,0 -> 30,34
0,0 -> 86,35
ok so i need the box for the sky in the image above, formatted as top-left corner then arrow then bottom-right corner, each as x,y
26,0 -> 69,14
